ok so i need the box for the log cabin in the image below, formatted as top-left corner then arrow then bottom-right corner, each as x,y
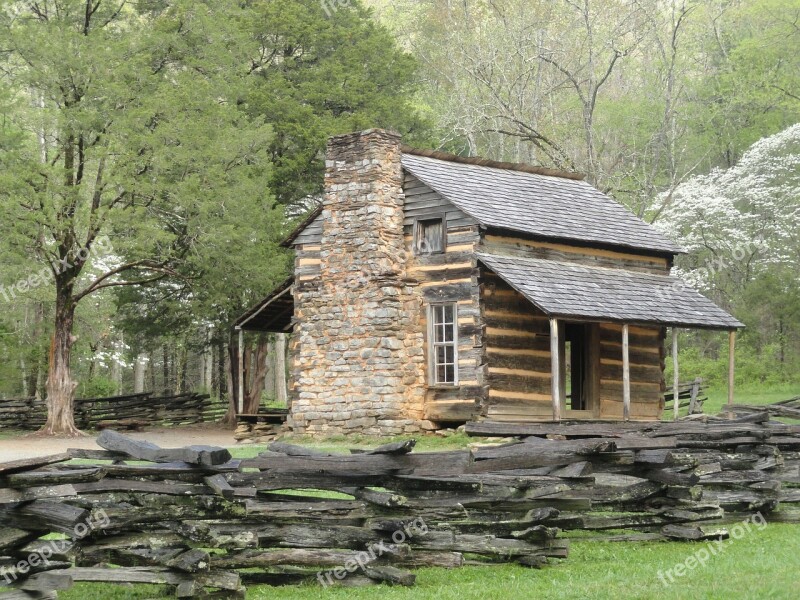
235,129 -> 742,435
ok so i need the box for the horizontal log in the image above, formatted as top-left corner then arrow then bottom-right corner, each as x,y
97,430 -> 231,466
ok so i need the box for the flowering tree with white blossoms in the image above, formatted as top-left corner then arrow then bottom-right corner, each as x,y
655,124 -> 800,293
655,124 -> 800,372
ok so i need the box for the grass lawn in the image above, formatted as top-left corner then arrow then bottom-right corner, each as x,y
0,428 -> 24,441
703,383 -> 800,415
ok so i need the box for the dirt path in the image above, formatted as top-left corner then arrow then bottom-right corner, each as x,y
0,425 -> 237,462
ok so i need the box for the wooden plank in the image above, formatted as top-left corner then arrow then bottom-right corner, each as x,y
4,467 -> 106,488
672,328 -> 680,420
622,324 -> 630,421
0,453 -> 71,475
549,318 -> 561,421
204,474 -> 235,499
237,328 -> 244,414
728,330 -> 736,406
58,567 -> 242,591
96,430 -> 231,466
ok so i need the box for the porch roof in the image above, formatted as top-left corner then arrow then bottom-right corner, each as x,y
234,277 -> 295,332
477,253 -> 743,331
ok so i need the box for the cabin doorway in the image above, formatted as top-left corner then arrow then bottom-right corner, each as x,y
561,322 -> 600,415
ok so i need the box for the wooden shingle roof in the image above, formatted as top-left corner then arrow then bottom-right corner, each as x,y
402,152 -> 683,255
477,253 -> 743,330
234,277 -> 295,332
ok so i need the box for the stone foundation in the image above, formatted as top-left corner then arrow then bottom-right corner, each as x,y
288,130 -> 426,435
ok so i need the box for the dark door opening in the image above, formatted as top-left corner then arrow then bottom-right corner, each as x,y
563,323 -> 598,412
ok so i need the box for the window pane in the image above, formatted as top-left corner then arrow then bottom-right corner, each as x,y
436,345 -> 447,365
443,304 -> 454,323
430,303 -> 458,385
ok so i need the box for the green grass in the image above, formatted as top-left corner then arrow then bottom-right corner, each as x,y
227,431 -> 480,459
55,523 -> 799,599
703,383 -> 800,416
0,428 -> 24,440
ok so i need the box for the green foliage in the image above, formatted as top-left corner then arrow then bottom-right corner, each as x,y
243,0 -> 432,205
77,376 -> 118,399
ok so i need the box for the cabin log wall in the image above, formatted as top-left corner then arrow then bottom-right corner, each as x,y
403,174 -> 484,423
481,273 -> 553,421
480,234 -> 671,274
598,323 -> 665,419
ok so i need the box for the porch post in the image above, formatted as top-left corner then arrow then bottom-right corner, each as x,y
237,327 -> 244,415
622,323 -> 631,421
728,330 -> 736,406
672,328 -> 680,420
549,318 -> 561,421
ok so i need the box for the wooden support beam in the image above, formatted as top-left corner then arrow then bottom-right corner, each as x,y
237,328 -> 244,415
549,318 -> 561,422
672,328 -> 680,420
622,324 -> 631,421
728,330 -> 736,406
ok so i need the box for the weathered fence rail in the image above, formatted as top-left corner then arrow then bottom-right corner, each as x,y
0,392 -> 223,430
663,377 -> 707,414
1,416 -> 800,597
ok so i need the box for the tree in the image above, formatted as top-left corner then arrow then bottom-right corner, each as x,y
655,124 -> 800,376
242,0 -> 433,206
371,0 -> 800,214
113,0 -> 431,424
0,1 -> 273,434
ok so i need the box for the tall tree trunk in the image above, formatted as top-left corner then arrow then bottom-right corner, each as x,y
222,341 -> 236,427
204,343 -> 213,391
149,352 -> 157,393
28,303 -> 44,399
133,353 -> 147,393
242,338 -> 252,405
275,333 -> 288,405
40,284 -> 81,436
111,338 -> 122,394
244,335 -> 270,414
176,344 -> 187,394
215,340 -> 225,400
88,343 -> 98,381
162,343 -> 170,396
264,337 -> 276,401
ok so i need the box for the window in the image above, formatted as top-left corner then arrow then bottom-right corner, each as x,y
414,217 -> 445,255
429,303 -> 458,385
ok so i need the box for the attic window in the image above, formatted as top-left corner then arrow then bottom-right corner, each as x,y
414,217 -> 445,255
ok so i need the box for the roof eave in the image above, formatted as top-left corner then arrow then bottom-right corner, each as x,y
480,225 -> 682,260
280,205 -> 323,248
234,276 -> 295,330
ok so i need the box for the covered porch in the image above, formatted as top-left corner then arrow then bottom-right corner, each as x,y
231,277 -> 295,416
477,253 -> 743,422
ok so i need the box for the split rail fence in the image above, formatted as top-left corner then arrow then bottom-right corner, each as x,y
1,413 -> 800,597
0,393 -> 223,431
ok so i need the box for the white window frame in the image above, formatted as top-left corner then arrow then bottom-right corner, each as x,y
428,302 -> 459,386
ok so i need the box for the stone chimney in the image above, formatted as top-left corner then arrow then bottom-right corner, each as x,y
289,130 -> 426,435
